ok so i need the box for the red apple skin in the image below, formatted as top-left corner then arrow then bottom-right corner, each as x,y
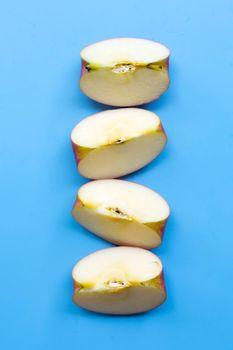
159,218 -> 169,241
157,121 -> 168,150
159,271 -> 166,295
153,219 -> 168,242
72,196 -> 83,213
161,56 -> 169,71
157,121 -> 166,135
143,217 -> 169,248
160,220 -> 167,240
80,59 -> 88,77
72,280 -> 82,304
71,139 -> 80,165
159,205 -> 170,241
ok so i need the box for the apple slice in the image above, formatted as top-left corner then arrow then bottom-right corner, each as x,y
72,246 -> 166,315
72,179 -> 170,249
80,38 -> 170,106
71,108 -> 167,179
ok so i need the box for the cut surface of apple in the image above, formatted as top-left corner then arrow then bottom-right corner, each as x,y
72,246 -> 166,315
80,38 -> 170,106
72,179 -> 170,249
71,108 -> 167,179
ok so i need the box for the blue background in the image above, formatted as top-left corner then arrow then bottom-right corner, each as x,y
0,0 -> 233,349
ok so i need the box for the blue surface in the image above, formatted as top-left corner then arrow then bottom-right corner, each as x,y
0,0 -> 233,349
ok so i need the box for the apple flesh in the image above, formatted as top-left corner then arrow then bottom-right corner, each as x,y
72,179 -> 170,249
71,108 -> 167,179
72,246 -> 166,315
80,38 -> 170,106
